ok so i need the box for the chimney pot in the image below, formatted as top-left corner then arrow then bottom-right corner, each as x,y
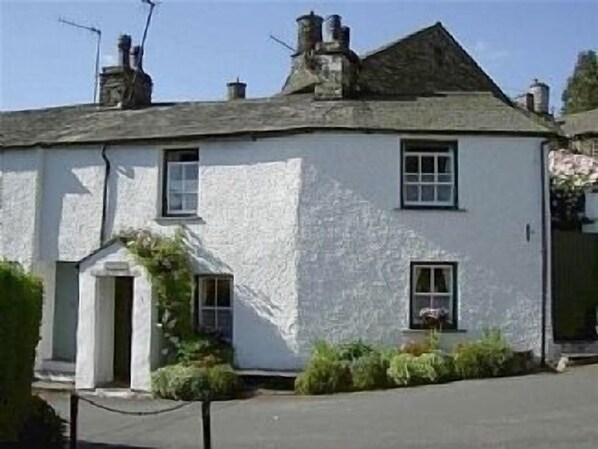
339,26 -> 351,49
131,45 -> 143,71
227,79 -> 246,100
529,79 -> 549,114
296,11 -> 323,54
117,34 -> 132,68
327,15 -> 342,41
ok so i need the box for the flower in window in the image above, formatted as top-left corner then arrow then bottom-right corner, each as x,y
419,307 -> 450,330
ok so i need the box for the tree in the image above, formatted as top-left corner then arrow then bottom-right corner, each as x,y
561,50 -> 598,115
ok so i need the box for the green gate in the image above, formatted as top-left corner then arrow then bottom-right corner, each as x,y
552,231 -> 598,341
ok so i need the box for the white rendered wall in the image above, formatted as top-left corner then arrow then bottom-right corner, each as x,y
294,134 -> 546,360
3,132 -> 548,373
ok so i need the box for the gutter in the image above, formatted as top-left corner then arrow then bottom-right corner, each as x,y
540,140 -> 551,365
100,144 -> 110,245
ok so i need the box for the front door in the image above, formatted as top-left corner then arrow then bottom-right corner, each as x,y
113,277 -> 133,385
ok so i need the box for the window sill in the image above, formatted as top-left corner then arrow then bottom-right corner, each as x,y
395,207 -> 467,212
402,328 -> 467,334
155,215 -> 204,224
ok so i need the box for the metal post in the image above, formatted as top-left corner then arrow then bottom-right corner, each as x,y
201,399 -> 212,449
70,392 -> 79,449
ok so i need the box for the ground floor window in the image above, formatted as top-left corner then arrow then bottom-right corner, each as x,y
195,276 -> 233,341
410,262 -> 457,329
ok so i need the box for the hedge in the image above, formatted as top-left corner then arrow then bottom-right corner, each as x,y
0,262 -> 43,441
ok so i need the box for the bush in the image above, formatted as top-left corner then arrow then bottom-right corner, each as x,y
151,363 -> 238,400
350,352 -> 390,390
338,340 -> 375,361
17,396 -> 66,449
387,351 -> 453,386
453,330 -> 514,379
0,262 -> 43,441
295,357 -> 352,395
176,333 -> 234,367
400,330 -> 440,356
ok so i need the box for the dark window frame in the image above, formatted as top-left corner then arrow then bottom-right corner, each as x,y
400,140 -> 459,210
161,148 -> 199,217
194,275 -> 234,341
409,261 -> 458,330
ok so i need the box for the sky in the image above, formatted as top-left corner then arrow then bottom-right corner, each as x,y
1,0 -> 597,112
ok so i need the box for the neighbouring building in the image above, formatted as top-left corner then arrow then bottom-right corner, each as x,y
0,13 -> 557,391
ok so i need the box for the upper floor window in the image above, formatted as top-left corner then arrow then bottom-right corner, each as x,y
163,149 -> 199,216
402,141 -> 457,208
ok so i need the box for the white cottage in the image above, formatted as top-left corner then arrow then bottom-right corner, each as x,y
0,13 -> 557,391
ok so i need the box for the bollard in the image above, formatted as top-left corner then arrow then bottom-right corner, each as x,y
201,398 -> 211,449
70,392 -> 79,449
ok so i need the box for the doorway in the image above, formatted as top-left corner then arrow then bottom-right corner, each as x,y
113,277 -> 133,385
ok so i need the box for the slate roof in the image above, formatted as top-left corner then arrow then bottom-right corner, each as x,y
0,93 -> 555,148
560,108 -> 598,137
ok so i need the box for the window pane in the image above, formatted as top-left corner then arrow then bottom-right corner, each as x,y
217,310 -> 233,340
216,280 -> 231,307
184,163 -> 198,180
421,174 -> 435,183
405,156 -> 419,173
437,185 -> 452,202
202,279 -> 216,306
168,193 -> 182,211
168,164 -> 182,181
167,150 -> 198,163
183,193 -> 197,212
415,268 -> 431,292
413,295 -> 432,322
183,180 -> 198,193
421,156 -> 434,173
434,268 -> 452,292
438,174 -> 452,183
438,156 -> 451,173
431,295 -> 451,311
421,185 -> 435,202
169,180 -> 183,193
202,310 -> 216,329
406,174 -> 419,183
405,185 -> 419,202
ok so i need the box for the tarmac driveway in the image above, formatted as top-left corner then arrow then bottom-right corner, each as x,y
44,364 -> 598,449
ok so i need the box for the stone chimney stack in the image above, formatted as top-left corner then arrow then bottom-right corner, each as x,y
529,79 -> 549,115
515,93 -> 535,112
99,35 -> 153,108
295,11 -> 323,54
227,78 -> 246,100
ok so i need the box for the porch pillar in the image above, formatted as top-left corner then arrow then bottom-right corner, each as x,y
75,273 -> 99,389
130,274 -> 154,391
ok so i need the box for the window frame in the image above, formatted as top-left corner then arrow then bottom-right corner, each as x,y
194,275 -> 233,341
161,148 -> 199,217
400,140 -> 459,210
409,262 -> 458,330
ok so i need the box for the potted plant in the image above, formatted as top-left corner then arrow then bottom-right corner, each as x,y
419,307 -> 450,331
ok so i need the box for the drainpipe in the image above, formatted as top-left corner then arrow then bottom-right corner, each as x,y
100,144 -> 110,245
540,140 -> 551,366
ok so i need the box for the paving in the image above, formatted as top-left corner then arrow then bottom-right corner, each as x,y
43,365 -> 598,449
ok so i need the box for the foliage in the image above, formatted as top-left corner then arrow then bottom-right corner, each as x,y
561,50 -> 598,115
549,150 -> 598,228
387,351 -> 453,386
120,229 -> 194,360
453,329 -> 514,379
400,331 -> 439,356
337,340 -> 375,361
176,333 -> 234,367
0,262 -> 43,441
16,396 -> 66,449
294,357 -> 352,395
350,351 -> 390,390
151,363 -> 238,401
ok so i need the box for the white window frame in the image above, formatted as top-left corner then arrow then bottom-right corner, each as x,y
163,149 -> 199,216
402,143 -> 456,208
197,276 -> 233,341
411,263 -> 456,329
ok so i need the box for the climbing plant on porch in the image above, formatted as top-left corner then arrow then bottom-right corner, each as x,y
119,228 -> 194,360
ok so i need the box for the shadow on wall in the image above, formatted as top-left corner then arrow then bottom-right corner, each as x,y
181,228 -> 299,370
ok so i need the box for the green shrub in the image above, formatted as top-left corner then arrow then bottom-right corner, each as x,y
295,358 -> 352,395
338,340 -> 375,361
453,330 -> 514,379
176,333 -> 234,367
151,363 -> 238,400
350,352 -> 390,390
17,396 -> 66,449
387,351 -> 453,386
401,330 -> 440,356
0,262 -> 43,441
